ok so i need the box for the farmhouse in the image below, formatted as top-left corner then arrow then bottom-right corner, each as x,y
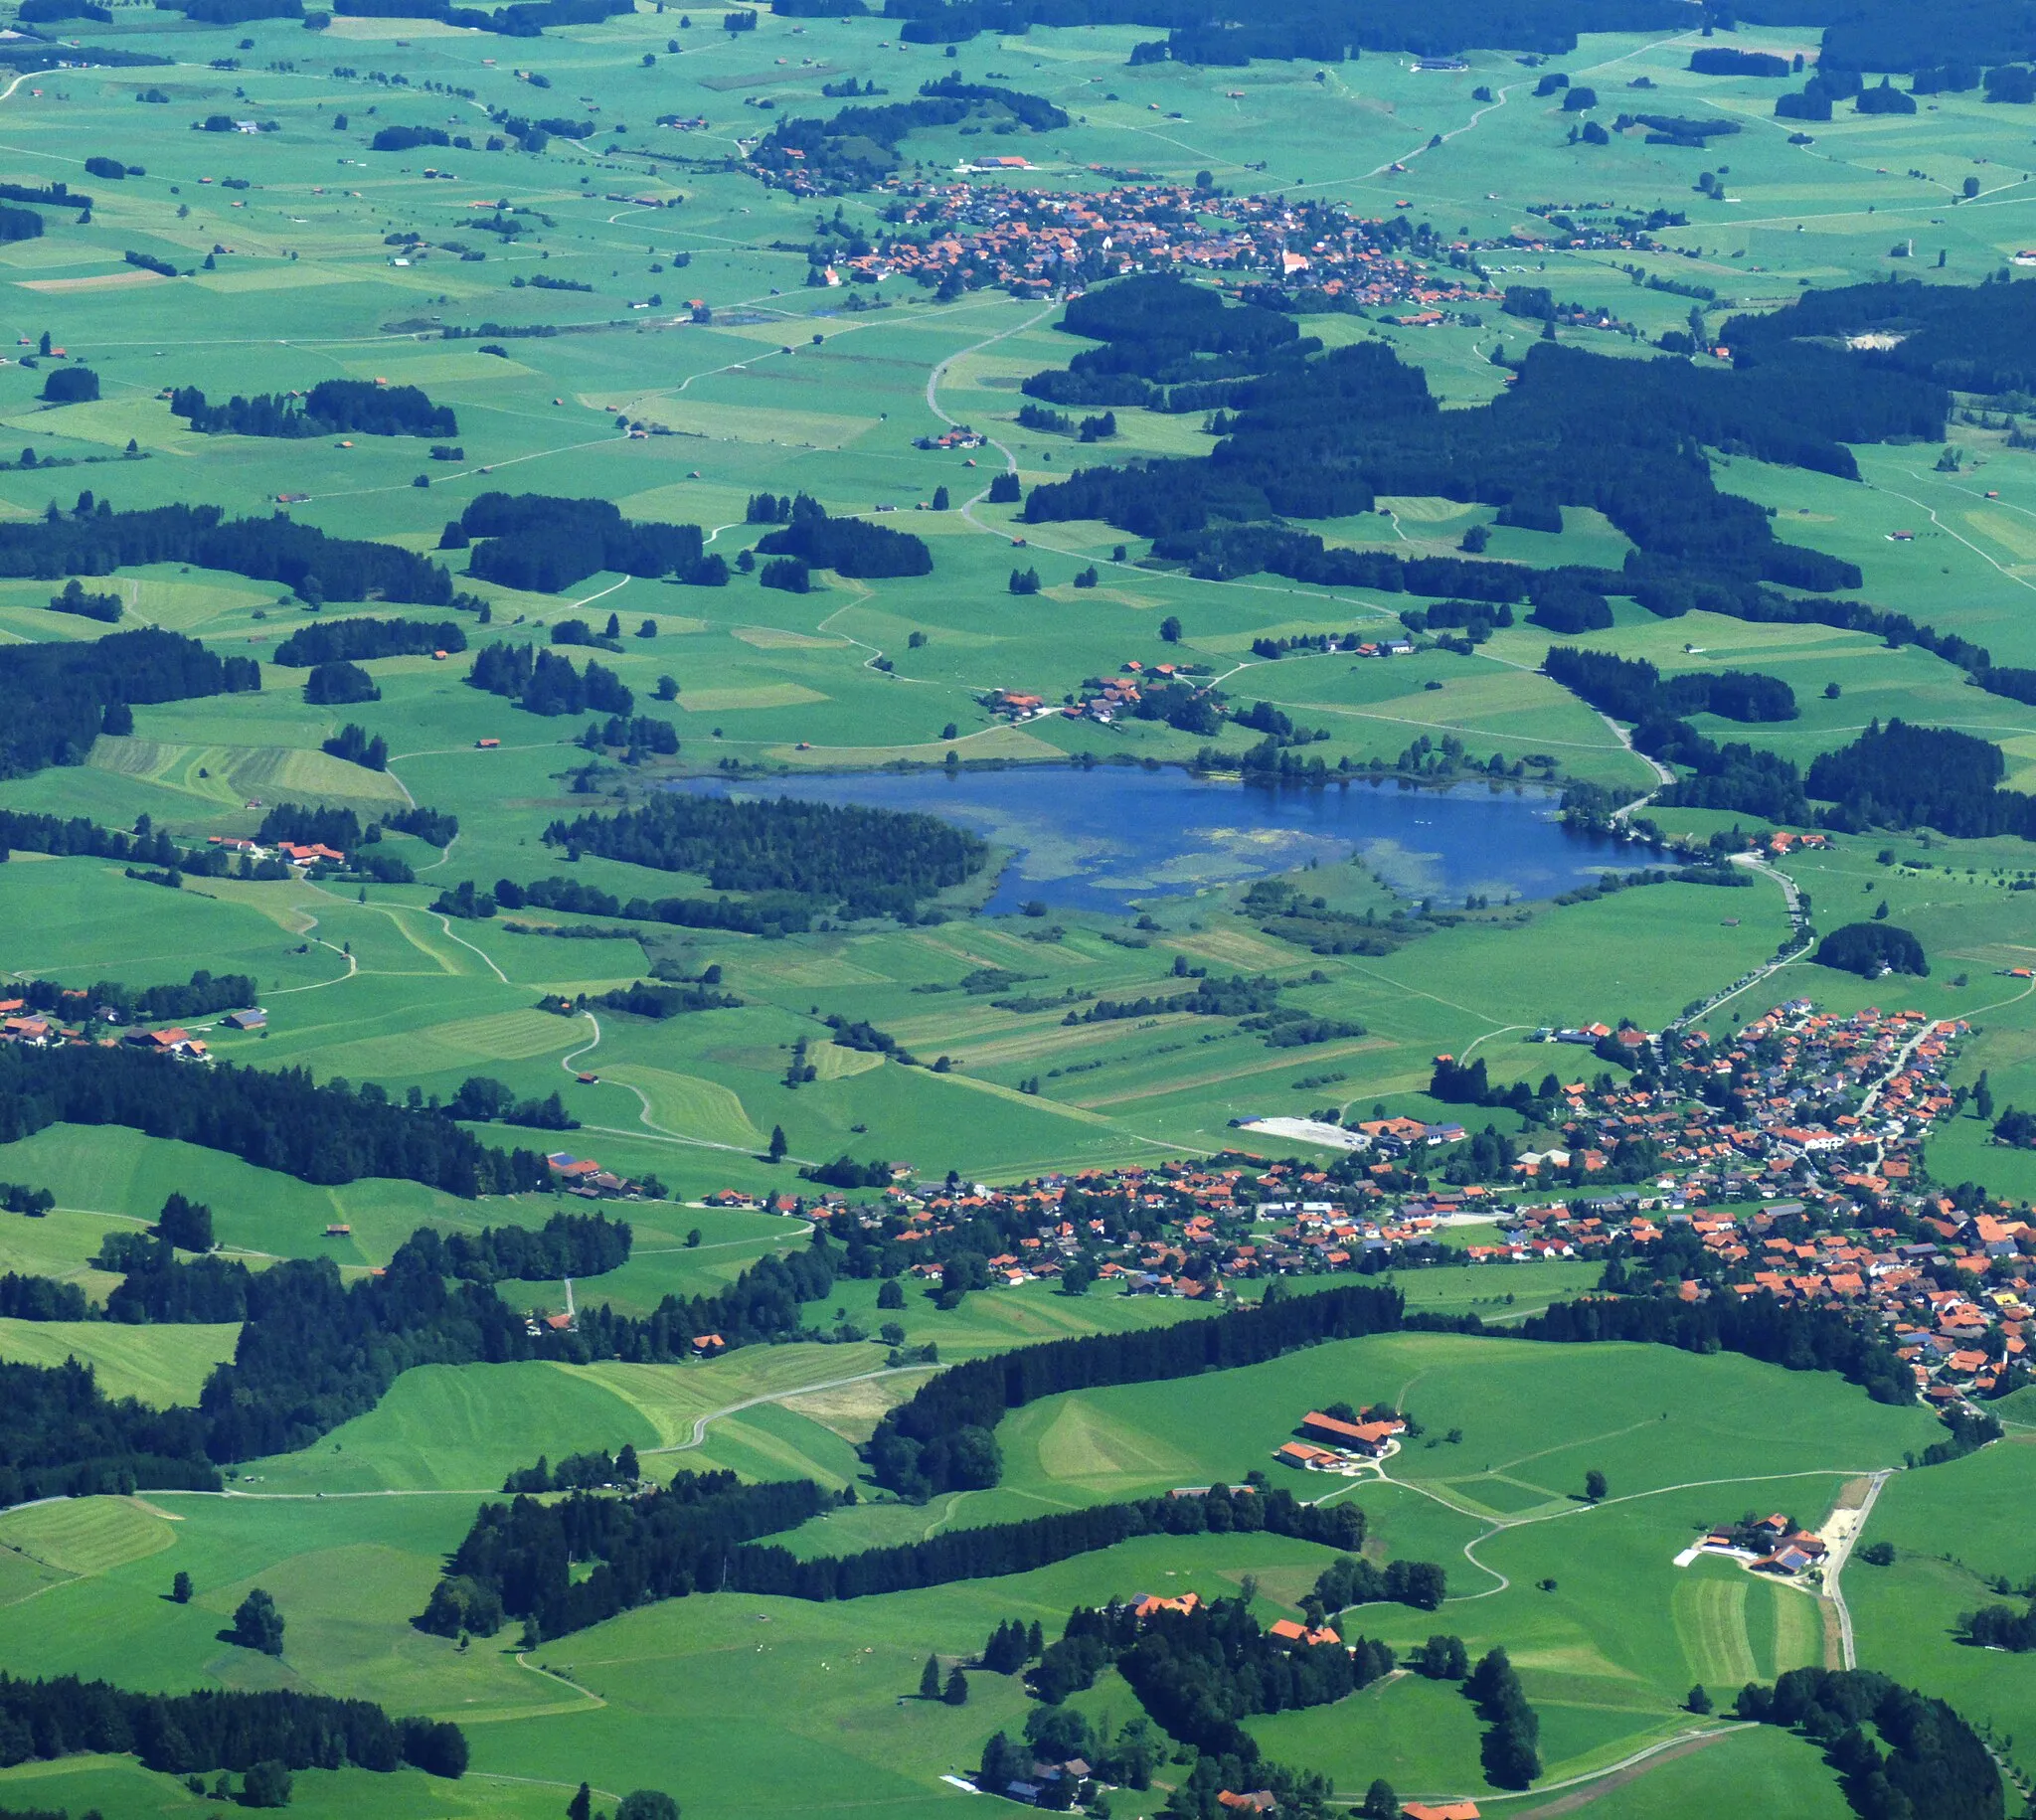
1266,1618 -> 1341,1647
1273,1440 -> 1341,1470
1298,1410 -> 1405,1455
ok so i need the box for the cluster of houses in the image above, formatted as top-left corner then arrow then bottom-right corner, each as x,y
543,1151 -> 648,1202
1694,1511 -> 1831,1579
0,997 -> 264,1058
207,834 -> 349,869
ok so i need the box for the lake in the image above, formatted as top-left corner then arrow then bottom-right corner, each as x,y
672,765 -> 1626,918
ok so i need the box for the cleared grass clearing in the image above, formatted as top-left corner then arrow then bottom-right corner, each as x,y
248,1362 -> 659,1494
0,1319 -> 240,1406
87,738 -> 409,811
0,1496 -> 179,1576
596,1063 -> 766,1149
675,683 -> 830,712
299,1008 -> 579,1080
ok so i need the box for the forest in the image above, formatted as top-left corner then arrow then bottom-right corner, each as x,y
873,0 -> 1684,57
0,629 -> 258,781
756,73 -> 1068,183
270,616 -> 467,666
1734,1668 -> 2002,1820
1022,276 -> 1941,601
168,379 -> 457,439
1815,921 -> 1929,977
0,1220 -> 841,1487
0,1673 -> 466,1782
541,791 -> 986,913
485,873 -> 821,936
0,500 -> 452,604
0,1044 -> 551,1196
752,496 -> 933,577
466,642 -> 634,718
1804,720 -> 2036,837
1542,644 -> 1812,818
451,493 -> 721,592
1117,1597 -> 1397,1761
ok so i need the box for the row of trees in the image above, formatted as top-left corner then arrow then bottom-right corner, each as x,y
5,967 -> 254,1026
0,1672 -> 465,1781
426,1478 -> 1375,1644
866,1280 -> 1407,1499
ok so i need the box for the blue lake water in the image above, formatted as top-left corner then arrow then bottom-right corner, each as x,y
674,766 -> 1625,918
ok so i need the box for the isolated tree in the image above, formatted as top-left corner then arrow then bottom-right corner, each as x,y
1159,615 -> 1182,643
920,1654 -> 941,1699
767,1124 -> 787,1163
1688,1684 -> 1713,1714
241,1761 -> 291,1809
1584,1469 -> 1608,1502
171,1570 -> 192,1603
932,485 -> 949,511
157,1192 -> 213,1251
942,1665 -> 968,1705
568,1785 -> 594,1820
685,1228 -> 702,1247
1361,1779 -> 1398,1818
230,1587 -> 285,1656
877,1279 -> 905,1309
615,1793 -> 679,1820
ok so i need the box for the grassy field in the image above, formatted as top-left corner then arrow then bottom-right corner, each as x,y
1,9 -> 2035,1816
0,1334 -> 1936,1818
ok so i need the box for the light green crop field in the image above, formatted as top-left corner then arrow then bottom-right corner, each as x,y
4,7 -> 2036,1816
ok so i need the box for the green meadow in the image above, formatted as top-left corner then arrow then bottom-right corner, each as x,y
0,1332 -> 1951,1818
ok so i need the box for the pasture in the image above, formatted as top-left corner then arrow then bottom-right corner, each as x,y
0,8 -> 2029,1817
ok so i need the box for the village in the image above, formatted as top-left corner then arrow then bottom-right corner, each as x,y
811,174 -> 1517,312
721,1000 -> 2026,1422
